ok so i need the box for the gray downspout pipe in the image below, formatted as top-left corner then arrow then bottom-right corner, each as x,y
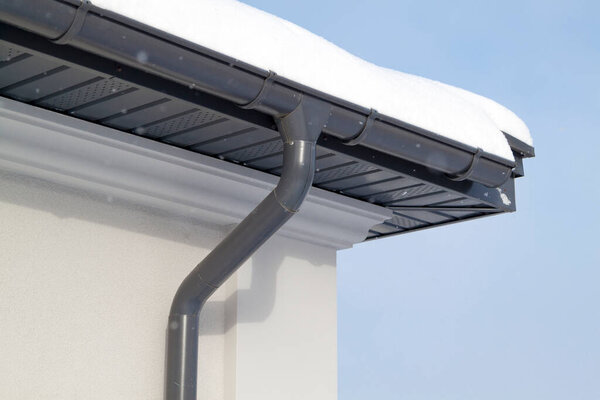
165,95 -> 331,400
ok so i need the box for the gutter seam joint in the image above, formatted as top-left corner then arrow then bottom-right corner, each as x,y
239,70 -> 277,110
52,0 -> 91,45
343,108 -> 378,146
446,147 -> 484,182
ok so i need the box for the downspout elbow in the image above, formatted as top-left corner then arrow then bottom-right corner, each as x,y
168,96 -> 330,316
273,140 -> 315,213
168,140 -> 316,316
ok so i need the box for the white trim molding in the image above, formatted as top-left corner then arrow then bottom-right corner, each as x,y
0,98 -> 391,249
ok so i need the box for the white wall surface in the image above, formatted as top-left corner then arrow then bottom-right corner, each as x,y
0,171 -> 337,400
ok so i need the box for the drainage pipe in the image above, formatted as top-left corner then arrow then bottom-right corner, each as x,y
165,95 -> 330,400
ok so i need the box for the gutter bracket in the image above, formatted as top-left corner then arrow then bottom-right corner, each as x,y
239,70 -> 278,109
446,147 -> 483,182
52,0 -> 91,45
342,108 -> 378,146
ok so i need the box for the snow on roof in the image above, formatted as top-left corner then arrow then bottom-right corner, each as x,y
93,0 -> 532,161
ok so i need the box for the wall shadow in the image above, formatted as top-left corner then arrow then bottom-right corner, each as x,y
199,233 -> 333,336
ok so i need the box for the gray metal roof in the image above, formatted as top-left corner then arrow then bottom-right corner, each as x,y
0,14 -> 533,241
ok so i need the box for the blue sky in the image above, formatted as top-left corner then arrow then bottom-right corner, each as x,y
242,1 -> 600,398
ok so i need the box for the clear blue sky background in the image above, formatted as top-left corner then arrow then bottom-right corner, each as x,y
243,1 -> 600,398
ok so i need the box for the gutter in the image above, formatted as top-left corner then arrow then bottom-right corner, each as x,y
0,0 -> 516,187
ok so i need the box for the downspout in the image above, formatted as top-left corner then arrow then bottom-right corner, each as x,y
165,95 -> 331,400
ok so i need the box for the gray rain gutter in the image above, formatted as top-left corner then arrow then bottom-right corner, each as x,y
0,0 -> 516,188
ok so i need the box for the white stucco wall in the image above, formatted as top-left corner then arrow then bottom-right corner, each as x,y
0,171 -> 336,399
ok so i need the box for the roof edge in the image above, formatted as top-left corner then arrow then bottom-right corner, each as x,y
0,0 -> 519,187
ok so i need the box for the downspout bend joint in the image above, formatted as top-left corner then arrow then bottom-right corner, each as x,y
165,95 -> 330,400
